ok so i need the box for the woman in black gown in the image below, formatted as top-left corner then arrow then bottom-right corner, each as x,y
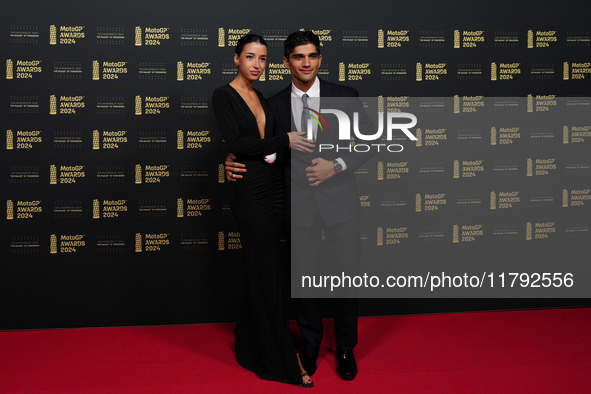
212,34 -> 315,387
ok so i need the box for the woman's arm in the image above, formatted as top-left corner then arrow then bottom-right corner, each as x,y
212,88 -> 289,156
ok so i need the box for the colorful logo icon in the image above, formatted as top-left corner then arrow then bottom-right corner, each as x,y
303,107 -> 329,131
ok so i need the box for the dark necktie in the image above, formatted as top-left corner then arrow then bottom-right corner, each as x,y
301,94 -> 312,140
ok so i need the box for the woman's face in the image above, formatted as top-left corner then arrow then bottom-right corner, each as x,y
234,42 -> 267,82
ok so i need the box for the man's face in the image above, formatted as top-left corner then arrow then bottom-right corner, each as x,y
283,43 -> 322,88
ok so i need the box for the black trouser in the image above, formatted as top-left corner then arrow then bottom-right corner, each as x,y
285,211 -> 360,351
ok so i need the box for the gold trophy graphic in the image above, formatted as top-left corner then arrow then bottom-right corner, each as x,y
7,130 -> 14,150
177,130 -> 184,149
218,231 -> 225,250
93,199 -> 100,219
415,193 -> 422,212
50,95 -> 57,115
92,61 -> 99,80
135,27 -> 142,46
135,164 -> 142,184
177,198 -> 184,218
454,30 -> 460,48
7,200 -> 14,220
6,59 -> 13,79
50,165 -> 57,185
526,222 -> 532,241
135,96 -> 142,115
453,160 -> 460,178
491,127 -> 497,145
92,130 -> 100,150
50,25 -> 57,45
562,189 -> 569,207
377,227 -> 383,246
218,164 -> 225,183
259,69 -> 266,81
527,95 -> 533,113
454,95 -> 460,113
377,162 -> 384,180
563,126 -> 569,144
527,30 -> 533,48
378,29 -> 384,48
526,158 -> 533,177
563,62 -> 569,80
339,62 -> 345,82
378,96 -> 384,113
135,233 -> 142,252
177,61 -> 184,81
218,28 -> 225,47
416,62 -> 422,81
491,62 -> 497,81
50,234 -> 58,254
490,191 -> 496,210
415,128 -> 422,147
453,225 -> 459,243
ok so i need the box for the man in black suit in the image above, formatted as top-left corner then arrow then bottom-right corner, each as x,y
226,30 -> 372,380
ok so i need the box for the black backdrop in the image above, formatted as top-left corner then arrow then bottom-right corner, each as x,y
1,0 -> 590,330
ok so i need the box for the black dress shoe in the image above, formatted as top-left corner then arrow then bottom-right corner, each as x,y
336,348 -> 357,380
300,342 -> 319,376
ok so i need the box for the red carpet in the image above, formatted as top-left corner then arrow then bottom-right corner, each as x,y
1,308 -> 590,393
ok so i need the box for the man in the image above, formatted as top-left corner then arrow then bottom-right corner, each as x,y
226,30 -> 372,380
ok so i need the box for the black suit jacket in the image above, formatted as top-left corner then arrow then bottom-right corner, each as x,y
268,79 -> 374,228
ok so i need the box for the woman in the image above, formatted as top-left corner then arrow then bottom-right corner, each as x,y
212,34 -> 315,387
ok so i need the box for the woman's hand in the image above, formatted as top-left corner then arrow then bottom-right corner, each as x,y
225,153 -> 246,182
288,131 -> 316,153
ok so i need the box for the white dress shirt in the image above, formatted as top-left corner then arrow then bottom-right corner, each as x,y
290,77 -> 347,171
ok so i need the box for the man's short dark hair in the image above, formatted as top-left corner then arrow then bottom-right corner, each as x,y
284,30 -> 321,59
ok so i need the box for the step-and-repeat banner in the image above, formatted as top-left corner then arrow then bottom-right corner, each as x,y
1,0 -> 589,328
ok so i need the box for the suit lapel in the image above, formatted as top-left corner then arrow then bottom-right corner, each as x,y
319,78 -> 336,98
277,85 -> 292,135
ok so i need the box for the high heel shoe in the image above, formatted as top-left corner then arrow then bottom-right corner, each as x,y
297,352 -> 314,387
299,370 -> 314,388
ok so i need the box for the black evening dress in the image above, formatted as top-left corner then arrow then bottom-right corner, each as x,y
212,84 -> 301,385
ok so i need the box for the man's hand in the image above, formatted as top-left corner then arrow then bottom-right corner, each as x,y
288,131 -> 316,153
225,153 -> 246,182
306,158 -> 337,186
